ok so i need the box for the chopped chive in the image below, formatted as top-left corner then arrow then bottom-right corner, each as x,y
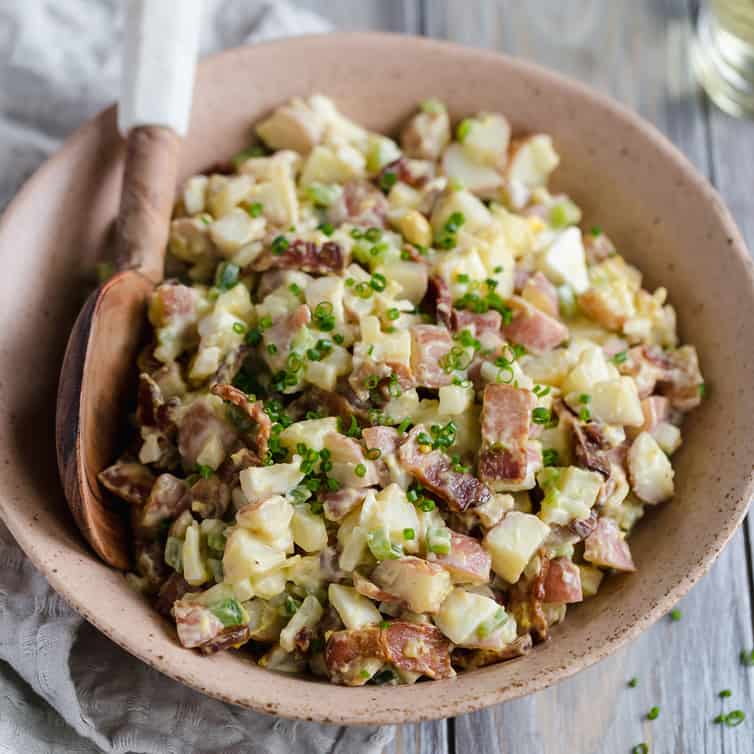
647,706 -> 660,721
740,648 -> 754,666
232,321 -> 246,334
266,343 -> 278,355
628,676 -> 638,688
403,527 -> 415,540
532,407 -> 552,425
611,350 -> 628,365
366,448 -> 382,460
669,608 -> 682,621
197,464 -> 213,480
271,235 -> 289,255
247,202 -> 264,218
387,307 -> 400,321
631,745 -> 648,754
723,710 -> 745,727
318,222 -> 335,236
379,620 -> 390,630
719,689 -> 732,698
578,393 -> 591,404
355,463 -> 367,478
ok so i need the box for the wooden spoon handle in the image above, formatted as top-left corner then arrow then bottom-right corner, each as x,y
114,125 -> 180,283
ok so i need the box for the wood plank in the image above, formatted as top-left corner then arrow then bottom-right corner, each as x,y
424,1 -> 754,752
383,720 -> 449,754
295,0 -> 419,32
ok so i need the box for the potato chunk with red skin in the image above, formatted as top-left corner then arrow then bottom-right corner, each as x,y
543,557 -> 583,603
371,556 -> 453,614
324,621 -> 454,686
584,517 -> 636,572
431,531 -> 492,585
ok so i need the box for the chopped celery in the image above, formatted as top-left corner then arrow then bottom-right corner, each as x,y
427,527 -> 452,556
209,597 -> 247,627
476,607 -> 509,639
164,536 -> 183,572
305,182 -> 341,208
206,526 -> 228,554
549,199 -> 582,229
366,528 -> 402,561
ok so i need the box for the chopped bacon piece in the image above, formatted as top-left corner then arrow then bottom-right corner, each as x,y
327,179 -> 389,228
571,421 -> 612,477
252,239 -> 345,275
568,509 -> 599,540
425,274 -> 453,328
453,633 -> 532,670
478,384 -> 535,487
155,573 -> 199,617
287,386 -> 367,425
399,425 -> 491,511
410,325 -> 454,388
634,396 -> 671,436
507,554 -> 550,642
324,626 -> 384,686
431,531 -> 491,584
187,475 -> 231,519
503,296 -> 569,354
362,425 -> 400,456
173,601 -> 225,649
521,272 -> 559,319
584,517 -> 636,572
451,308 -> 503,335
98,460 -> 156,506
650,345 -> 704,412
210,383 -> 272,459
322,488 -> 366,522
198,625 -> 251,655
132,473 -> 190,539
543,557 -> 583,603
381,621 -> 454,680
177,397 -> 239,469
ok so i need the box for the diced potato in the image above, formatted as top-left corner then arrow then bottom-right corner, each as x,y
359,484 -> 420,551
339,525 -> 370,572
366,133 -> 402,172
394,209 -> 432,247
300,144 -> 366,187
520,348 -> 573,387
628,432 -> 674,504
328,584 -> 382,629
475,493 -> 514,529
459,113 -> 511,168
578,256 -> 641,331
441,143 -> 503,196
246,598 -> 287,642
653,422 -> 682,455
207,174 -> 254,218
570,377 -> 644,427
578,565 -> 604,598
240,462 -> 305,505
561,346 -> 611,396
182,175 -> 208,215
474,228 -> 516,297
223,528 -> 286,583
538,227 -> 590,294
430,189 -> 492,238
371,557 -> 453,613
489,204 -> 536,258
378,261 -> 429,304
250,566 -> 288,599
284,554 -> 324,593
436,587 -> 516,647
182,523 -> 208,586
258,644 -> 307,674
438,384 -> 475,415
506,134 -> 559,191
279,417 -> 339,453
359,315 -> 412,366
291,507 -> 328,553
279,594 -> 324,651
401,105 -> 451,160
209,208 -> 266,257
256,98 -> 326,154
537,466 -> 603,526
245,164 -> 299,228
433,247 -> 489,298
236,495 -> 294,542
483,512 -> 550,583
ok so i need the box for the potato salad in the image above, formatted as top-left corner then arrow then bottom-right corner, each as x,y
99,95 -> 705,685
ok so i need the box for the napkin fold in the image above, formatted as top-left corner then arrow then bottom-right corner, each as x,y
0,2 -> 394,752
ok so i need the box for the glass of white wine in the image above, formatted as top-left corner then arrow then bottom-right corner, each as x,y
693,0 -> 754,117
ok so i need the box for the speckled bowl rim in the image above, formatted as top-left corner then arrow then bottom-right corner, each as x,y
2,32 -> 753,725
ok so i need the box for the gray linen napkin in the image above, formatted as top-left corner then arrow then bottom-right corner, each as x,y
0,2 -> 394,752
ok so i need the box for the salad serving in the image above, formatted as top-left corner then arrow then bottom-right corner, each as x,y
99,95 -> 704,686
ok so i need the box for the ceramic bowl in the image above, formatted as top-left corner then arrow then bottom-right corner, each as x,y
1,33 -> 752,725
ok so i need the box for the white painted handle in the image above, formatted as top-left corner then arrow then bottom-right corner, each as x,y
117,0 -> 202,138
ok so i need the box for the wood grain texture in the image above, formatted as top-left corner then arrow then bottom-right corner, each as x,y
418,0 -> 754,752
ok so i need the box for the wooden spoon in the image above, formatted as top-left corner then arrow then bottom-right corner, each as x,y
56,1 -> 201,569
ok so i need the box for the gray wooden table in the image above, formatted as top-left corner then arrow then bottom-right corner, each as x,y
297,1 -> 754,752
